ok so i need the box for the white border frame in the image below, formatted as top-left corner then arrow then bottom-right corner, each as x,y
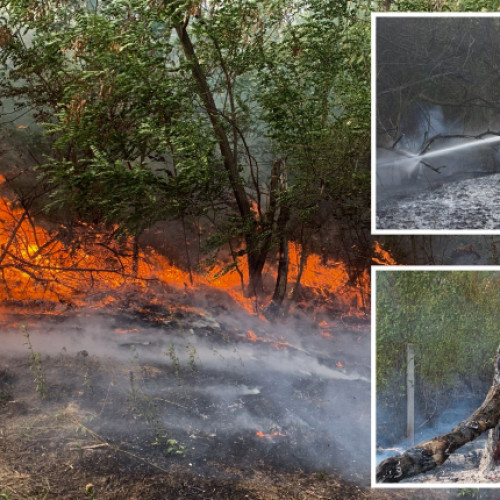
371,13 -> 500,235
371,265 -> 500,488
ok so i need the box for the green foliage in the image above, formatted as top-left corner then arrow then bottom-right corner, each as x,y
0,0 -> 373,284
166,342 -> 182,379
377,271 -> 500,394
152,433 -> 186,456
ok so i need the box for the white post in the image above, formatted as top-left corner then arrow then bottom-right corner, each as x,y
407,343 -> 415,447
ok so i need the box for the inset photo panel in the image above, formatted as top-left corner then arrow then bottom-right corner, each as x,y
372,13 -> 500,234
372,266 -> 500,487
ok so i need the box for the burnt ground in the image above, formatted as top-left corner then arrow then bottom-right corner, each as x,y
0,302 -> 471,500
0,301 -> 371,500
0,358 -> 368,500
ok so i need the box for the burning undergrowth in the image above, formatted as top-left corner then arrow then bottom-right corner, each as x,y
0,170 -> 375,321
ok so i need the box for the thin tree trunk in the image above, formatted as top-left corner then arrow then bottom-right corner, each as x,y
377,345 -> 500,483
176,19 -> 269,295
266,204 -> 290,318
132,235 -> 139,277
291,239 -> 308,303
181,214 -> 194,286
272,230 -> 289,305
175,20 -> 250,219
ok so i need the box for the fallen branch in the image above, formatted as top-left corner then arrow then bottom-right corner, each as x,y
377,345 -> 500,483
419,160 -> 446,174
66,414 -> 171,474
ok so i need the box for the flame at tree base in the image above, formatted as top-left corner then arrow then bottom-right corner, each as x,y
0,175 -> 394,319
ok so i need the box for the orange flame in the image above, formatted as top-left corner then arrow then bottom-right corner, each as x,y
256,431 -> 286,438
247,330 -> 263,342
373,241 -> 396,265
0,193 -> 372,319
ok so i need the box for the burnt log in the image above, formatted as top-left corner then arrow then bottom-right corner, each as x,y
377,345 -> 500,483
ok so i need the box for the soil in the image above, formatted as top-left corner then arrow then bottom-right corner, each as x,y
0,303 -> 373,500
0,301 -> 464,500
0,356 -> 464,500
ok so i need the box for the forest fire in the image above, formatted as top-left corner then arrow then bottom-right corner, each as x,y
0,183 -> 389,322
0,178 -> 379,499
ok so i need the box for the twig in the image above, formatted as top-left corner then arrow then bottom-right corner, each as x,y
66,415 -> 171,474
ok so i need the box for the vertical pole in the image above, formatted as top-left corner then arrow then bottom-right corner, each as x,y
407,343 -> 415,447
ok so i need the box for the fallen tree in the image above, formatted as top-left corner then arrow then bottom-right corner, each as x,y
377,345 -> 500,483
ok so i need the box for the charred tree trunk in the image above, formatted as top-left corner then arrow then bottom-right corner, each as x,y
377,345 -> 500,483
480,419 -> 500,473
247,256 -> 265,297
291,239 -> 308,303
266,209 -> 290,318
266,160 -> 290,317
271,215 -> 290,306
132,235 -> 139,277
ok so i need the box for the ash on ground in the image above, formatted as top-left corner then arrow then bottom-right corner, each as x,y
377,173 -> 500,230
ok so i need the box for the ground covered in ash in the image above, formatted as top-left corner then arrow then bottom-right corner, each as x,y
0,302 -> 383,500
377,173 -> 500,230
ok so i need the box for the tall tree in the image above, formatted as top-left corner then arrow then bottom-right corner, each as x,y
0,0 -> 371,301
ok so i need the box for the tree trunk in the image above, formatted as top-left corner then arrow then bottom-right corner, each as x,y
272,231 -> 289,306
132,235 -> 139,277
266,206 -> 290,318
176,19 -> 269,295
291,240 -> 308,303
267,159 -> 290,312
247,256 -> 265,297
479,419 -> 500,474
377,345 -> 500,483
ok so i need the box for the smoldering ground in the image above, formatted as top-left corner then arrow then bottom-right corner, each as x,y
377,172 -> 500,230
376,101 -> 500,230
0,305 -> 371,485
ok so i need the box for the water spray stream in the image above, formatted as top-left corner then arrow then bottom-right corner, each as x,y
378,135 -> 500,170
416,135 -> 500,160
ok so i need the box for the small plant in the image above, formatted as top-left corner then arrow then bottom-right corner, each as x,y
186,343 -> 198,372
0,390 -> 12,404
127,370 -> 139,414
166,343 -> 181,378
23,327 -> 47,399
152,433 -> 186,456
82,363 -> 93,395
316,471 -> 329,481
85,483 -> 95,499
125,344 -> 187,458
80,353 -> 95,395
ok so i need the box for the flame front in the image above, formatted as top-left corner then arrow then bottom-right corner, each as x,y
0,188 -> 374,318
